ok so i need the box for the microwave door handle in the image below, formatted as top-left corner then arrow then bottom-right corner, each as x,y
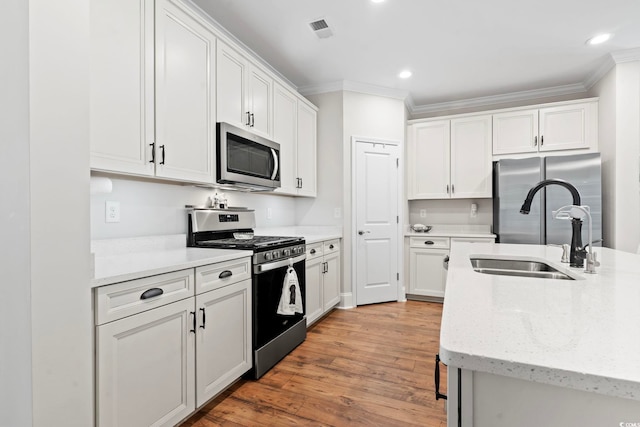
270,148 -> 279,180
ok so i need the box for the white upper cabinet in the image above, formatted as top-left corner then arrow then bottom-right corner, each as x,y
450,115 -> 493,198
273,82 -> 317,197
216,41 -> 273,139
90,0 -> 155,176
273,84 -> 298,195
407,121 -> 450,199
90,0 -> 216,184
155,0 -> 216,183
493,101 -> 597,156
296,101 -> 318,197
407,115 -> 492,200
492,109 -> 539,155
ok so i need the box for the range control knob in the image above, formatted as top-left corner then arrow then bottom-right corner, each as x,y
272,250 -> 280,259
264,252 -> 273,261
283,249 -> 291,257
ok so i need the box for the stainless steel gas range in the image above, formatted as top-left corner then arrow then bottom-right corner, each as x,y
187,207 -> 306,379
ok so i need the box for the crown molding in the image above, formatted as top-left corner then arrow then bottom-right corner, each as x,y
611,47 -> 640,64
408,83 -> 587,116
583,54 -> 616,90
299,80 -> 409,101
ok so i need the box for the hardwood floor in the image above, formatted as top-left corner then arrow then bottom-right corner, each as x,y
182,300 -> 448,427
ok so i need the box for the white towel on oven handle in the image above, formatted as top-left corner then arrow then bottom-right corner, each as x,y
277,267 -> 303,316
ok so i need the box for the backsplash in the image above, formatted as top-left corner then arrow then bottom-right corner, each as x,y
408,199 -> 493,227
90,176 -> 297,239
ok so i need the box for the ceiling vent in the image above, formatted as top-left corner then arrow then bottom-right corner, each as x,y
308,18 -> 334,39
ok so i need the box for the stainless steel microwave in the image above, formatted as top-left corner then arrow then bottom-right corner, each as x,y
216,122 -> 280,191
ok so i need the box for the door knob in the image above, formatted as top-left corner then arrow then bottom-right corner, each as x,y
358,230 -> 370,235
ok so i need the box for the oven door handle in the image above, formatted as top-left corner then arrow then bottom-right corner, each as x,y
254,254 -> 306,275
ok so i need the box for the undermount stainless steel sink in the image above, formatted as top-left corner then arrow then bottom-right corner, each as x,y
470,258 -> 575,280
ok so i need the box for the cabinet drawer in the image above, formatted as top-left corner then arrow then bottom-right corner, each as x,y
323,239 -> 341,254
195,257 -> 251,294
409,236 -> 450,249
95,269 -> 194,325
306,243 -> 324,261
451,237 -> 495,244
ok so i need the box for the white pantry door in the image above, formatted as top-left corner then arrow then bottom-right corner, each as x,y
355,140 -> 399,305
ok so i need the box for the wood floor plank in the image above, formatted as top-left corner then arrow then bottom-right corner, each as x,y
181,300 -> 447,426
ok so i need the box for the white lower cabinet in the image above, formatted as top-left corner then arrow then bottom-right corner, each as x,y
408,236 -> 495,300
195,279 -> 251,407
96,297 -> 196,427
305,239 -> 341,326
408,237 -> 450,299
95,258 -> 252,427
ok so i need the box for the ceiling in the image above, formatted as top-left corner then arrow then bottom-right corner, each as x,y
192,0 -> 640,113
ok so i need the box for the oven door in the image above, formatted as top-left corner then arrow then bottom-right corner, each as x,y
253,254 -> 305,349
217,122 -> 280,190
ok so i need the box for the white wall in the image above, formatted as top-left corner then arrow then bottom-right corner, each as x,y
296,92 -> 344,226
0,1 -> 32,425
342,91 -> 407,304
91,177 -> 298,239
589,67 -> 617,249
408,199 -> 493,227
588,60 -> 640,253
29,0 -> 93,425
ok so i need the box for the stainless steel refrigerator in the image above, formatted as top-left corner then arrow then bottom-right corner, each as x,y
493,153 -> 602,246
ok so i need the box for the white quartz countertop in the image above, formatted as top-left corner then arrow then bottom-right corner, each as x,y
254,226 -> 342,244
404,224 -> 495,239
440,242 -> 640,401
91,235 -> 252,288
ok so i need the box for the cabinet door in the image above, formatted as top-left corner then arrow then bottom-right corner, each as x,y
96,298 -> 195,427
450,115 -> 493,199
492,109 -> 539,155
323,251 -> 341,311
305,255 -> 324,326
273,83 -> 298,195
155,0 -> 215,183
195,280 -> 251,407
90,0 -> 155,176
409,248 -> 449,298
539,102 -> 594,152
407,121 -> 450,199
247,66 -> 273,138
216,42 -> 248,129
296,101 -> 318,197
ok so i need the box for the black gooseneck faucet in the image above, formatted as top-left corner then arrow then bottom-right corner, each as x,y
520,179 -> 586,267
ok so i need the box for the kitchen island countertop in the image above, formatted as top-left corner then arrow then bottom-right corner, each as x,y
440,242 -> 640,401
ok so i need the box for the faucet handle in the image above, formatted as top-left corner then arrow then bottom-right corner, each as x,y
585,252 -> 599,274
548,243 -> 570,263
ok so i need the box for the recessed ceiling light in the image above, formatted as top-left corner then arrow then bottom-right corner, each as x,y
398,70 -> 412,79
587,33 -> 612,45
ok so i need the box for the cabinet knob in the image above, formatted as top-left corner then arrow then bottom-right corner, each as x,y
329,244 -> 334,249
310,249 -> 316,254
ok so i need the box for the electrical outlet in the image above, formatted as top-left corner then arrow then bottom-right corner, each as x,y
267,208 -> 273,220
334,207 -> 341,218
105,201 -> 120,223
419,209 -> 427,218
